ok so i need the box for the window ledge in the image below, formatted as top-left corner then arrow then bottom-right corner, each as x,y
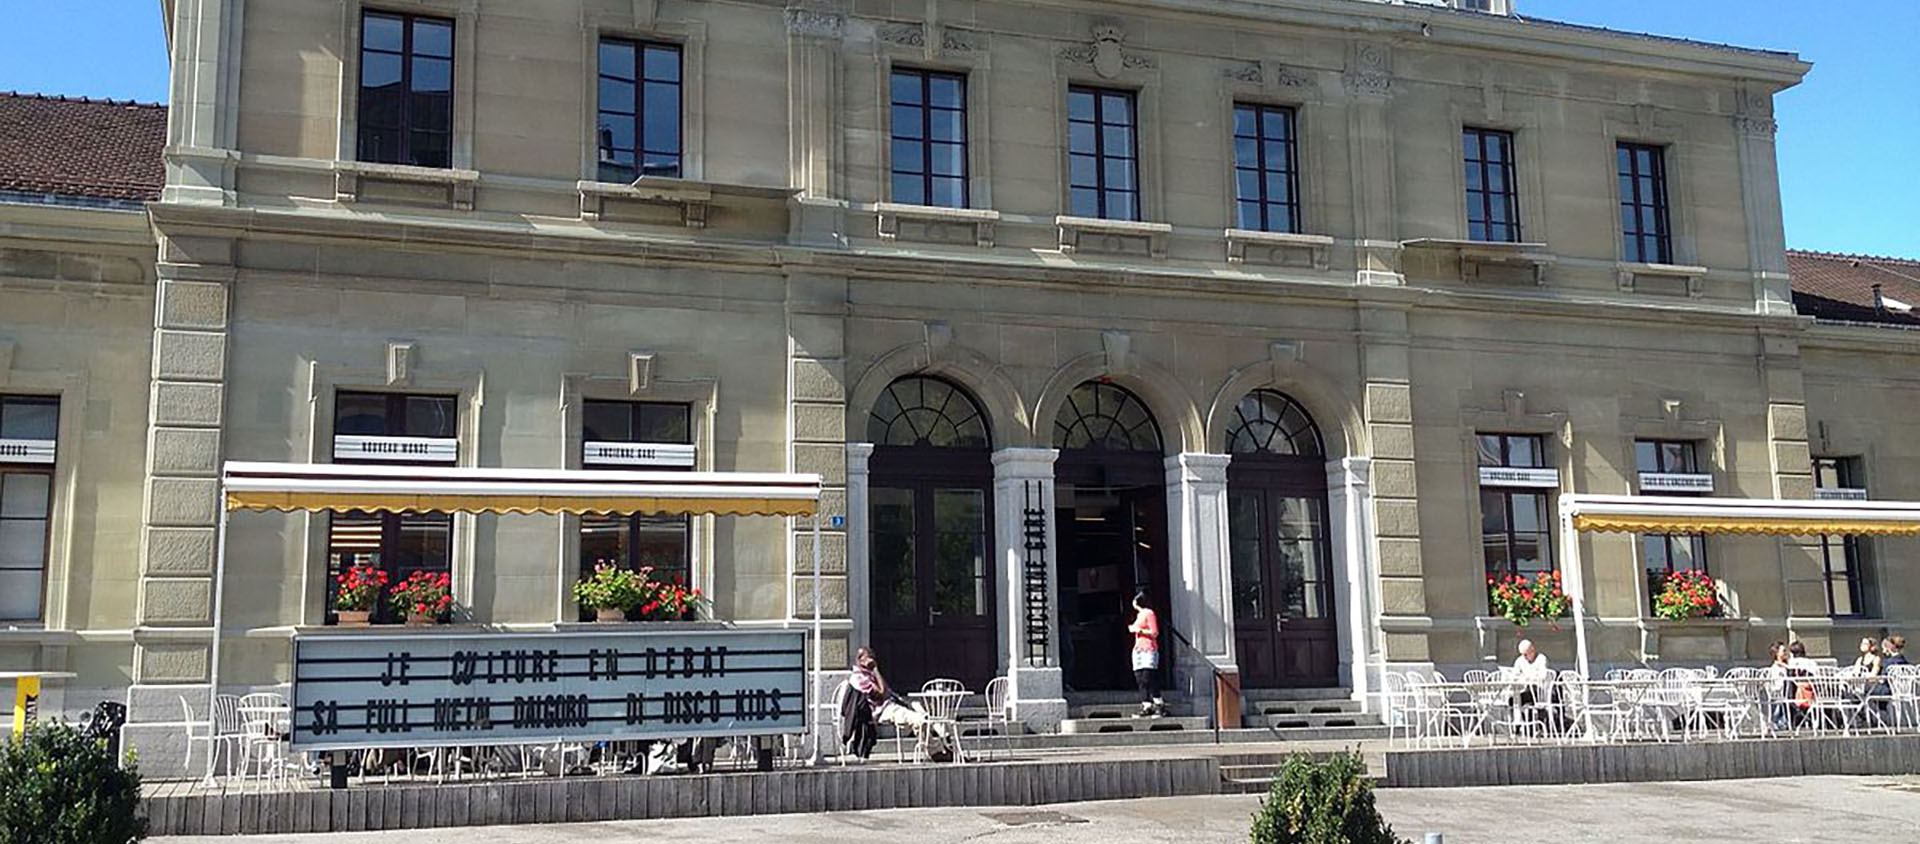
578,178 -> 798,228
1403,238 -> 1556,285
1617,261 -> 1710,297
1056,215 -> 1173,258
333,160 -> 480,211
1225,229 -> 1334,269
875,202 -> 1000,247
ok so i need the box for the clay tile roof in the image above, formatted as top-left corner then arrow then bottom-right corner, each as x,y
0,91 -> 168,205
1789,250 -> 1920,328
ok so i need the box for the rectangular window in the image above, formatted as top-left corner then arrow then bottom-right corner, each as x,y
581,401 -> 693,611
1464,128 -> 1521,243
597,38 -> 682,182
1476,434 -> 1554,588
1810,457 -> 1871,617
1635,439 -> 1706,604
357,10 -> 454,168
1067,86 -> 1140,221
0,396 -> 57,621
326,391 -> 457,624
890,68 -> 968,208
1617,142 -> 1672,264
1232,103 -> 1300,233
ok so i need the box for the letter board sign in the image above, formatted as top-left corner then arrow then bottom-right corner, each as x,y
289,628 -> 806,751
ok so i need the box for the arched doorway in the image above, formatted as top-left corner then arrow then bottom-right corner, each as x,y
1052,381 -> 1171,693
1225,390 -> 1338,688
867,376 -> 997,689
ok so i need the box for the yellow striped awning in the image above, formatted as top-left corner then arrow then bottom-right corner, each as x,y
1563,494 -> 1920,537
221,462 -> 820,517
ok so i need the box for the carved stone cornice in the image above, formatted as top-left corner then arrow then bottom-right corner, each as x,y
785,6 -> 845,39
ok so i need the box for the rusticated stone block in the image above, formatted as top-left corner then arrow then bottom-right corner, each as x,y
137,641 -> 211,682
1373,497 -> 1421,538
1364,382 -> 1413,424
148,477 -> 220,526
152,382 -> 225,427
153,330 -> 228,381
792,574 -> 849,617
150,427 -> 221,475
141,577 -> 213,624
145,527 -> 216,576
1372,459 -> 1418,498
158,279 -> 229,330
1370,423 -> 1414,460
791,531 -> 847,573
792,401 -> 847,442
793,443 -> 847,485
1380,577 -> 1427,615
1383,631 -> 1430,662
792,358 -> 846,402
1376,537 -> 1424,576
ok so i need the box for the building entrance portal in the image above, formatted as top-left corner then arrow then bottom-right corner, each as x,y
1050,381 -> 1171,694
1055,473 -> 1169,692
866,377 -> 998,690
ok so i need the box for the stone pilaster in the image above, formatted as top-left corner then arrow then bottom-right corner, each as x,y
1327,457 -> 1382,710
162,0 -> 244,206
991,448 -> 1066,732
1733,84 -> 1793,316
1164,453 -> 1235,719
845,443 -> 873,651
1343,42 -> 1402,286
1360,306 -> 1428,665
788,272 -> 849,675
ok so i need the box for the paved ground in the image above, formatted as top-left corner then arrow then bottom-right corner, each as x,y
156,775 -> 1920,843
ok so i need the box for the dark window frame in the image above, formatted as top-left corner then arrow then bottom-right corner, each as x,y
889,68 -> 969,209
1067,86 -> 1141,221
0,396 -> 58,622
1464,127 -> 1522,243
1634,438 -> 1709,605
1232,103 -> 1301,234
1476,433 -> 1555,590
1812,456 -> 1872,618
596,37 -> 684,182
325,390 -> 458,624
580,400 -> 695,610
356,9 -> 455,168
1617,142 -> 1673,264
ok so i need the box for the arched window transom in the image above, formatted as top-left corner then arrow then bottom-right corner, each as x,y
1054,381 -> 1163,452
867,376 -> 990,448
1226,390 -> 1324,457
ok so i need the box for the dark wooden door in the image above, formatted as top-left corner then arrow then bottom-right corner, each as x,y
1229,459 -> 1338,688
869,456 -> 996,690
1054,453 -> 1171,692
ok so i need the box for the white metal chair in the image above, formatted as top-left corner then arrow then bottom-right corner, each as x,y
982,677 -> 1012,760
1884,666 -> 1920,732
1380,672 -> 1419,747
917,679 -> 968,763
177,695 -> 216,777
1807,671 -> 1868,736
235,692 -> 290,788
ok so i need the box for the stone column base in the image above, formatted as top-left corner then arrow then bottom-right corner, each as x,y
1008,666 -> 1067,733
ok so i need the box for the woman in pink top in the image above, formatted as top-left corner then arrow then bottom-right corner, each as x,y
1128,591 -> 1166,717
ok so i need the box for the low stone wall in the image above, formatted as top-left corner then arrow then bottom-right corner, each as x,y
1385,735 -> 1920,788
144,756 -> 1223,836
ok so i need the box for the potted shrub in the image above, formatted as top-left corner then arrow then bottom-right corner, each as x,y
1652,569 -> 1719,620
1487,570 -> 1571,629
0,722 -> 147,844
333,564 -> 387,627
574,563 -> 647,622
390,571 -> 454,626
1248,752 -> 1404,844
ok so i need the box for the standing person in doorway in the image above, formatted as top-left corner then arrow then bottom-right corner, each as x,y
1128,591 -> 1166,717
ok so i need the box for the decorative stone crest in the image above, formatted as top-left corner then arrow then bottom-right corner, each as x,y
1224,61 -> 1262,83
1343,42 -> 1392,97
1224,60 -> 1315,90
1060,24 -> 1154,78
628,352 -> 655,395
941,27 -> 984,52
878,22 -> 925,48
385,341 -> 416,386
1275,65 -> 1314,88
1735,91 -> 1777,137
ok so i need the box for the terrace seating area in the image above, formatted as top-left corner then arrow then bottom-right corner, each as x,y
1381,664 -> 1920,748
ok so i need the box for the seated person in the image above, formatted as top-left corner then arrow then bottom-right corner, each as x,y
848,646 -> 955,761
1510,639 -> 1557,727
1853,636 -> 1884,676
1885,635 -> 1910,669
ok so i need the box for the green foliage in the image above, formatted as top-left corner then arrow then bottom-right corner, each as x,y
1249,753 -> 1403,844
0,722 -> 147,844
573,563 -> 648,611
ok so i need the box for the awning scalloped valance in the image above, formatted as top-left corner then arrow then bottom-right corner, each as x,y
225,491 -> 816,517
1571,512 -> 1920,537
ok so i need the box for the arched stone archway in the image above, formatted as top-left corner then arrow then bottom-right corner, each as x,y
1204,354 -> 1363,459
848,339 -> 1032,449
1032,351 -> 1204,456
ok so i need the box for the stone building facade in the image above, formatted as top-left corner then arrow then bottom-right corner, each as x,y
6,0 -> 1917,762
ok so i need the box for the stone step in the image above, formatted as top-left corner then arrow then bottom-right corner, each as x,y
1059,714 -> 1211,734
1246,698 -> 1364,716
967,724 -> 1389,752
1240,687 -> 1355,702
1220,769 -> 1386,795
1242,710 -> 1379,730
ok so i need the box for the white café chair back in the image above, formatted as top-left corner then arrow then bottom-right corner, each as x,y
177,695 -> 215,775
918,678 -> 968,763
982,676 -> 1012,759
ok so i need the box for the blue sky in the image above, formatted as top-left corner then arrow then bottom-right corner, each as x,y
1,0 -> 1913,255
